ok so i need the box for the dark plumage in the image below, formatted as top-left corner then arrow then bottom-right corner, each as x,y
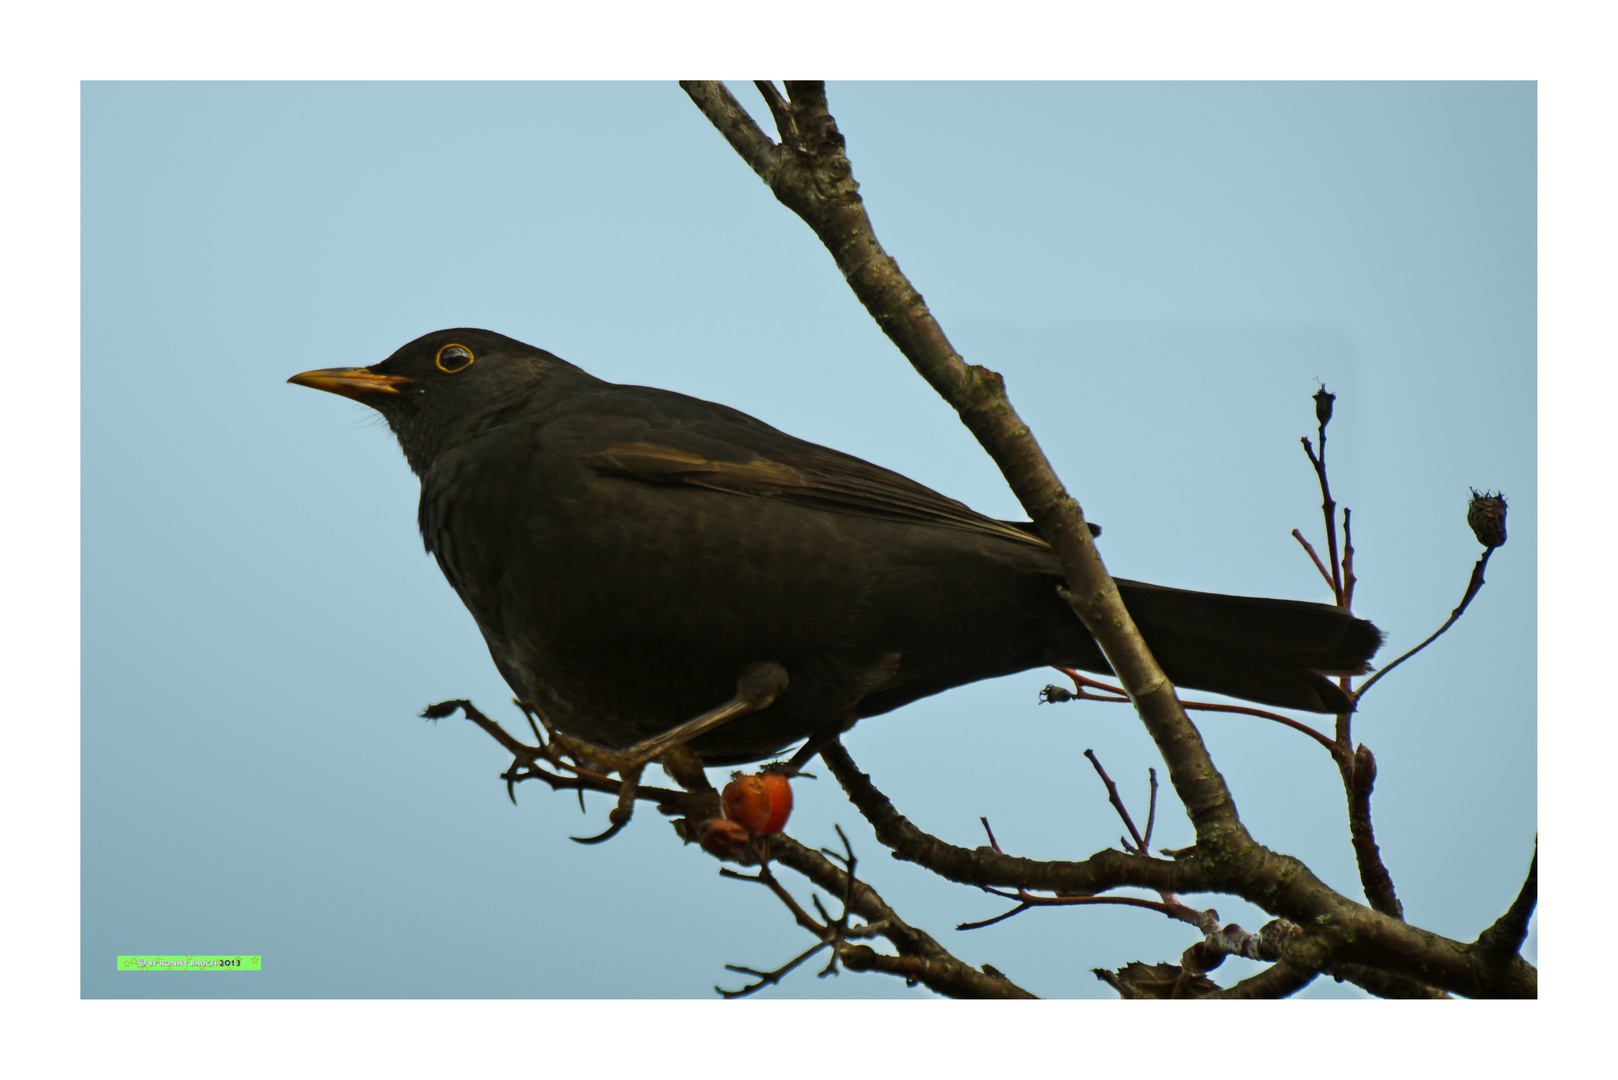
291,328 -> 1382,765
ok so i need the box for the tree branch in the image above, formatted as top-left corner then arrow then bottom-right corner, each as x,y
684,81 -> 1535,1002
1204,961 -> 1318,999
1347,744 -> 1404,919
683,79 -> 1248,849
1477,839 -> 1538,961
1354,547 -> 1495,703
819,738 -> 1535,997
765,834 -> 1036,998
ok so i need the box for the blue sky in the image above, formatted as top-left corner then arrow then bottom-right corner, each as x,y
80,81 -> 1535,1000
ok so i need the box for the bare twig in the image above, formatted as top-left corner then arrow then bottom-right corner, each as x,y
719,863 -> 826,938
1143,768 -> 1159,852
960,890 -> 1209,932
968,779 -> 1212,933
765,832 -> 1037,998
1291,529 -> 1336,593
718,942 -> 833,999
1050,668 -> 1344,760
1301,436 -> 1341,604
717,831 -> 869,996
1354,547 -> 1495,703
1083,749 -> 1147,853
1301,383 -> 1343,605
1342,507 -> 1358,610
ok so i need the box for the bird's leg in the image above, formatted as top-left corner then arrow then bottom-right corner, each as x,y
567,662 -> 788,844
611,661 -> 790,770
658,743 -> 715,793
784,711 -> 858,774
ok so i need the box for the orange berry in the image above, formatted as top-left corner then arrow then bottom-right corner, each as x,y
721,774 -> 772,834
758,773 -> 793,835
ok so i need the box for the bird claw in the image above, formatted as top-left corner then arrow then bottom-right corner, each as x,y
570,764 -> 644,844
571,813 -> 632,845
561,665 -> 789,843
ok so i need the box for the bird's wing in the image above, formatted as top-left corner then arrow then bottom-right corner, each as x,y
580,426 -> 1050,550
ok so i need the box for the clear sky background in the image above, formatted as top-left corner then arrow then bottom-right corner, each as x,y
80,81 -> 1535,1000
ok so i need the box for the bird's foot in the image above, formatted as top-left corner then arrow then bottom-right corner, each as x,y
571,762 -> 646,844
562,662 -> 789,842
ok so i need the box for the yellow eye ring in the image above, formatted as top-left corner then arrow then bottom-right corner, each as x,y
435,343 -> 475,373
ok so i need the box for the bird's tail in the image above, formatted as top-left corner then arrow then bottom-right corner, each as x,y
1102,579 -> 1384,713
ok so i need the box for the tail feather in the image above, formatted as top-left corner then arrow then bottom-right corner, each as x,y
1109,579 -> 1383,713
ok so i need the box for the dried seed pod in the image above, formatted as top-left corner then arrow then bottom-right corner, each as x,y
1467,489 -> 1508,549
1313,385 -> 1336,427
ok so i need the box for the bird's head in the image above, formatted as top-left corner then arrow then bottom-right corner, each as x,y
289,328 -> 596,475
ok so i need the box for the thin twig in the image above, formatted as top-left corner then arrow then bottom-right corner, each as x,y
1053,669 -> 1345,760
1142,769 -> 1159,852
1354,548 -> 1495,703
1300,436 -> 1342,604
1291,529 -> 1336,593
1342,507 -> 1358,611
959,891 -> 1208,932
718,941 -> 832,998
979,817 -> 1003,854
752,80 -> 797,143
1083,749 -> 1146,853
720,863 -> 826,938
760,831 -> 1038,998
1301,387 -> 1343,605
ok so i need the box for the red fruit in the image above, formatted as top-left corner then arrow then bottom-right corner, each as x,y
721,775 -> 772,834
758,773 -> 793,835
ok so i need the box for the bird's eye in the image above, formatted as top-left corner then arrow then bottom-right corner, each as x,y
435,344 -> 475,373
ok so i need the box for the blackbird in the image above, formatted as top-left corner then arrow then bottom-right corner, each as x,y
291,328 -> 1381,766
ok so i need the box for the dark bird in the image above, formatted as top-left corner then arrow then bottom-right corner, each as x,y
291,329 -> 1381,766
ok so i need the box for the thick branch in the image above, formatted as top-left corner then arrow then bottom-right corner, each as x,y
837,945 -> 1037,999
1204,962 -> 1318,999
1327,963 -> 1450,999
682,79 -> 1246,847
820,740 -> 1535,997
679,81 -> 780,184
